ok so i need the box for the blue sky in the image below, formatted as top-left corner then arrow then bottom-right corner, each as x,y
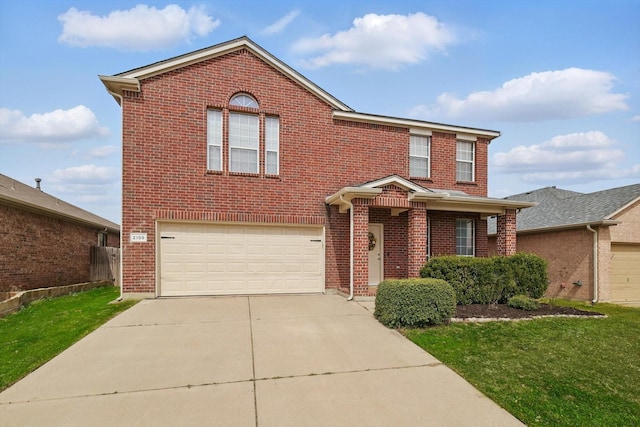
1,0 -> 639,224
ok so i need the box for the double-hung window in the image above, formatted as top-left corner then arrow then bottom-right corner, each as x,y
456,219 -> 475,256
409,135 -> 430,178
207,93 -> 280,176
207,110 -> 223,171
229,112 -> 259,173
456,141 -> 475,182
265,117 -> 279,175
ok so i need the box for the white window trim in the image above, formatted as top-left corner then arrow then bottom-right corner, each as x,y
265,116 -> 279,175
229,112 -> 259,174
230,93 -> 258,108
207,109 -> 223,171
456,140 -> 475,182
410,135 -> 431,178
456,218 -> 475,257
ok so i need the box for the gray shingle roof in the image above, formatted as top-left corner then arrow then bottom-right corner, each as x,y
487,183 -> 640,234
0,174 -> 120,233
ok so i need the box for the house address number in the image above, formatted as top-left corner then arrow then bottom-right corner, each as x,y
130,233 -> 148,243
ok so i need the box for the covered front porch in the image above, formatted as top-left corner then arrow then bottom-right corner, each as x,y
325,176 -> 535,298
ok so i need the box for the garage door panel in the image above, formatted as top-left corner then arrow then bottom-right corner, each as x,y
610,244 -> 640,305
159,222 -> 324,296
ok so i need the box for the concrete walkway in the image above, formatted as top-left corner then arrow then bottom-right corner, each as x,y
0,295 -> 523,426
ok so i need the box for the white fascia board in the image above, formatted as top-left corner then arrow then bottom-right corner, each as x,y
361,175 -> 428,193
332,110 -> 501,140
425,196 -> 537,215
325,187 -> 382,205
112,37 -> 352,112
408,191 -> 449,202
456,133 -> 477,142
444,196 -> 537,210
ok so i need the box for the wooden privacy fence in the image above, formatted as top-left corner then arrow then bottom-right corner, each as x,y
90,246 -> 121,286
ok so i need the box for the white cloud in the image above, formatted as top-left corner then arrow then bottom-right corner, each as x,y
50,164 -> 119,195
493,131 -> 640,183
412,68 -> 628,122
292,12 -> 455,69
58,4 -> 220,50
263,10 -> 300,35
632,115 -> 640,122
0,105 -> 108,145
86,145 -> 118,159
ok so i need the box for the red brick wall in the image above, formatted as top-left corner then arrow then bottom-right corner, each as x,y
429,211 -> 487,258
0,204 -> 120,293
120,48 -> 491,294
489,228 -> 594,301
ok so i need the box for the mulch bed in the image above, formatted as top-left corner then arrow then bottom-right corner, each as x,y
454,303 -> 605,321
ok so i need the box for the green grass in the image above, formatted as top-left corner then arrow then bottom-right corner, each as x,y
405,300 -> 640,427
0,286 -> 137,391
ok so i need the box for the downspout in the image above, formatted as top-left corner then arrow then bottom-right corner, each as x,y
108,89 -> 125,302
340,195 -> 355,301
586,225 -> 598,304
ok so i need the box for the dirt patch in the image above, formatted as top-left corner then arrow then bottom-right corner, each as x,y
454,303 -> 605,321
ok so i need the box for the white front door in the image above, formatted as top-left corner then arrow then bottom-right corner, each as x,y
368,223 -> 383,286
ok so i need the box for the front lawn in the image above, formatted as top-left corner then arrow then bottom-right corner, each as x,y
405,300 -> 640,427
0,286 -> 137,391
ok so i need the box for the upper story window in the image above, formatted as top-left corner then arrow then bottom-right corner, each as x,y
265,117 -> 279,175
229,112 -> 260,173
456,140 -> 475,182
230,94 -> 258,108
456,218 -> 475,256
207,93 -> 280,176
207,110 -> 223,171
409,135 -> 430,178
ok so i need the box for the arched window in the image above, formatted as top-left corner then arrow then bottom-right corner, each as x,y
229,93 -> 258,108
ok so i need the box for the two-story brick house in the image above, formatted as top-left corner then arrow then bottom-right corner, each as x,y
100,36 -> 531,299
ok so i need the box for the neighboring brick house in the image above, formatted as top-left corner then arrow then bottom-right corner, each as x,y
100,36 -> 532,299
0,174 -> 120,294
488,184 -> 640,306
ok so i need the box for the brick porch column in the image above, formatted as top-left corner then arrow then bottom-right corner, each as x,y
496,209 -> 517,256
352,200 -> 369,296
408,207 -> 427,277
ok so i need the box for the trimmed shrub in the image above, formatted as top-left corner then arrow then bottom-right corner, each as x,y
507,253 -> 548,299
374,278 -> 456,328
420,253 -> 548,305
507,294 -> 540,311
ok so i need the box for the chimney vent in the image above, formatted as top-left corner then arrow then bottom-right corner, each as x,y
35,178 -> 42,191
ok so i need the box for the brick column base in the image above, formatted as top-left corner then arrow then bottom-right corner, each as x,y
408,208 -> 427,277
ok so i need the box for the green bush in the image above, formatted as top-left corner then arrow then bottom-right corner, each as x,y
374,278 -> 456,328
507,294 -> 540,311
507,253 -> 548,298
420,254 -> 548,305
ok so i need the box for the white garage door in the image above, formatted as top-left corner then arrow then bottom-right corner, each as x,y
610,244 -> 640,306
158,222 -> 324,296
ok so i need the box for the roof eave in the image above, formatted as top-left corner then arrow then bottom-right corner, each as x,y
99,75 -> 141,104
606,195 -> 640,219
332,110 -> 501,140
0,194 -> 120,234
325,187 -> 382,206
100,36 -> 353,111
488,219 -> 621,236
425,197 -> 536,216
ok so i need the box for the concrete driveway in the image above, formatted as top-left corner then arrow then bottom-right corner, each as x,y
0,294 -> 523,426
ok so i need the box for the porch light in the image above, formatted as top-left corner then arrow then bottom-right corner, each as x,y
573,280 -> 583,286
